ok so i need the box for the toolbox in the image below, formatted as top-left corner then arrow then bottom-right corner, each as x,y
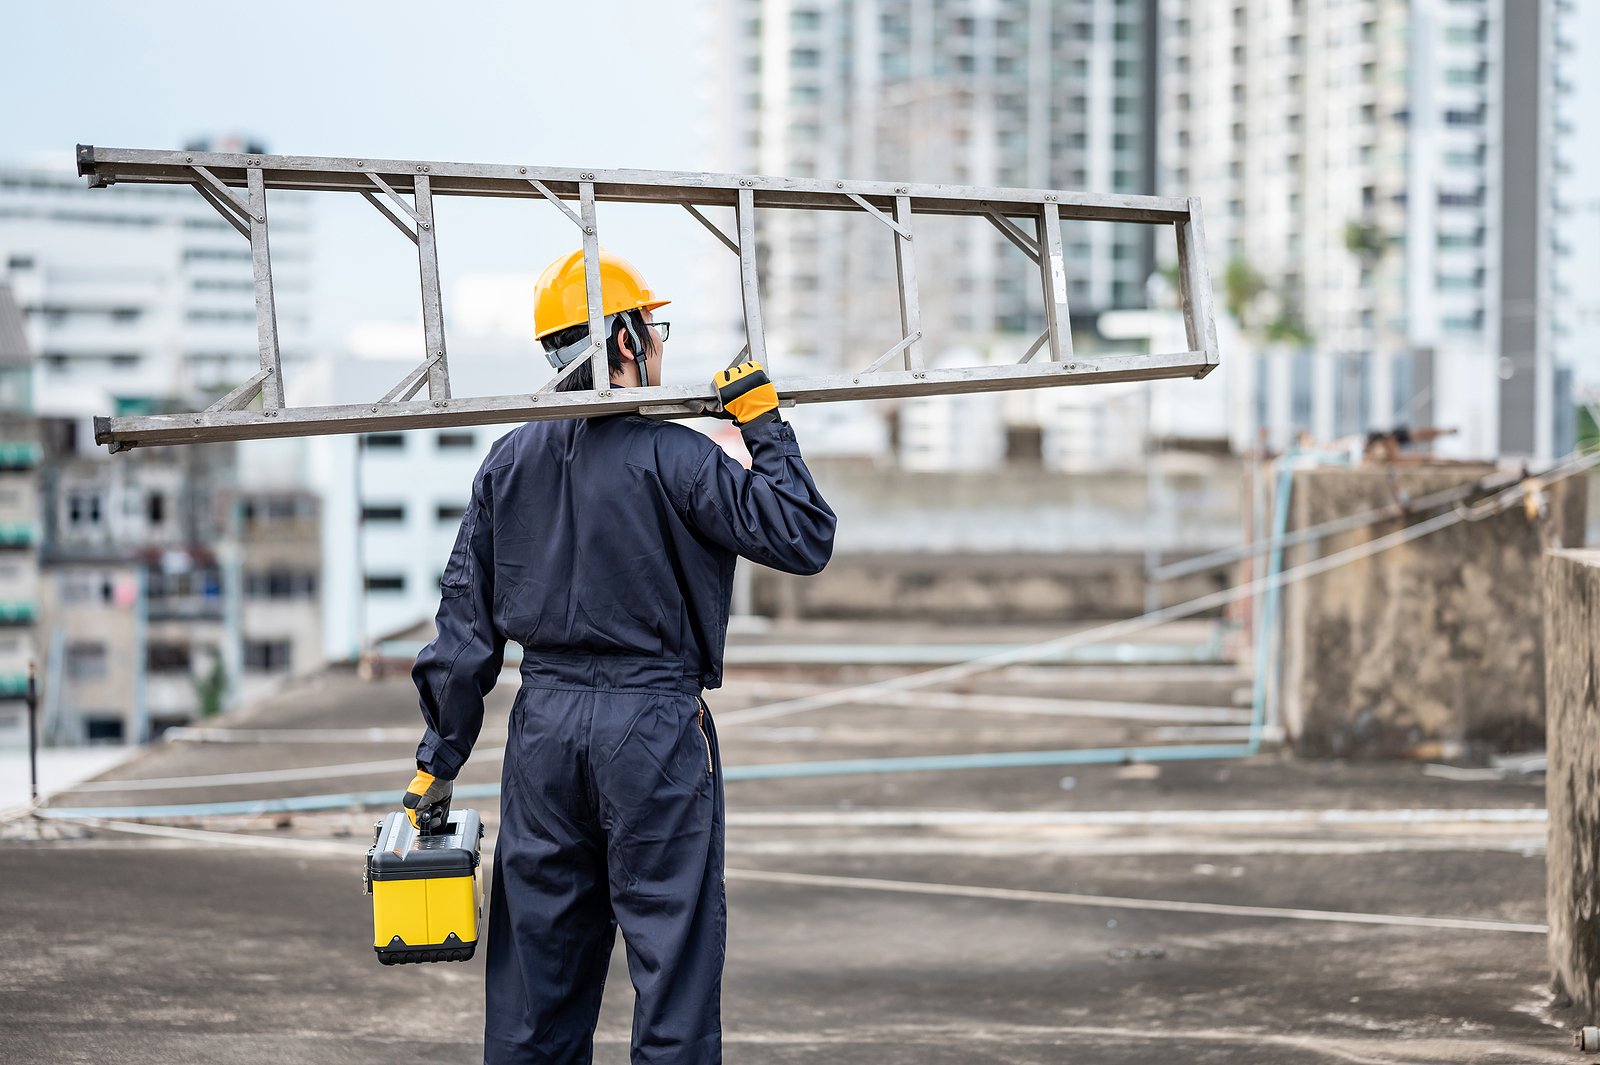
365,808 -> 484,964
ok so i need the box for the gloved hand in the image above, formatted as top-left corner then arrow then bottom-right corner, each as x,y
712,361 -> 780,425
403,768 -> 453,834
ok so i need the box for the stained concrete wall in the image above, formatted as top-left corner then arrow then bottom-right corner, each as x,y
1280,466 -> 1584,759
1544,549 -> 1600,1021
750,550 -> 1230,623
749,455 -> 1242,622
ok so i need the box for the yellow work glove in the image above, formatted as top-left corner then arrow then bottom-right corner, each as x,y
713,361 -> 780,425
403,769 -> 453,834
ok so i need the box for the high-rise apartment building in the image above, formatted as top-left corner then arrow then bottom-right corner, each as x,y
1159,0 -> 1576,459
708,0 -> 1159,374
0,138 -> 311,417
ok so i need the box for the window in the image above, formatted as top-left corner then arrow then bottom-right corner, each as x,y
1444,108 -> 1483,126
362,504 -> 405,523
791,48 -> 821,68
84,715 -> 125,744
67,492 -> 103,527
362,433 -> 405,450
147,642 -> 193,674
365,574 -> 406,593
66,641 -> 108,681
437,503 -> 467,523
244,639 -> 292,673
147,492 -> 165,525
245,571 -> 317,599
5,255 -> 34,271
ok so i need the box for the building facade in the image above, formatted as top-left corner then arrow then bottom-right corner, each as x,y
0,287 -> 40,747
1159,0 -> 1577,460
707,0 -> 1159,373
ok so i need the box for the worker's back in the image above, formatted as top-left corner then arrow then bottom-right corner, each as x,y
462,412 -> 835,690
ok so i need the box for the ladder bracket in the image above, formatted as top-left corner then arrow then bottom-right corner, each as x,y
683,204 -> 740,254
862,333 -> 923,374
1017,330 -> 1051,365
847,193 -> 912,240
529,179 -> 587,231
378,356 -> 442,404
365,172 -> 424,226
192,181 -> 252,238
203,369 -> 273,414
987,210 -> 1041,263
361,191 -> 420,245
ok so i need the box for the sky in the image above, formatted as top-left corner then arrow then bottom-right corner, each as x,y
2,0 -> 728,375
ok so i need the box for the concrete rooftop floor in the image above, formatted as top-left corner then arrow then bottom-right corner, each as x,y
0,620 -> 1580,1064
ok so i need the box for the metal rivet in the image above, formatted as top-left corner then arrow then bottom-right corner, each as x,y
837,182 -> 844,188
420,222 -> 431,230
185,156 -> 194,163
1046,194 -> 1057,201
256,215 -> 265,223
356,161 -> 365,167
519,167 -> 527,174
584,226 -> 594,235
896,186 -> 907,193
194,417 -> 202,424
249,159 -> 259,166
416,165 -> 424,172
371,407 -> 378,413
853,377 -> 860,384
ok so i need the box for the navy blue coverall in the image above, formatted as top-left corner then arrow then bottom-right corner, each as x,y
410,412 -> 836,1065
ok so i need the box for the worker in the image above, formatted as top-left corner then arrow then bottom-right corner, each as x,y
402,247 -> 837,1064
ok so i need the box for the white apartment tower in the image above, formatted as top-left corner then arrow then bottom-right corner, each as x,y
709,0 -> 1160,373
1160,0 -> 1576,459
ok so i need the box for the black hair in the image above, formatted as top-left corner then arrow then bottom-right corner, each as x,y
541,310 -> 651,393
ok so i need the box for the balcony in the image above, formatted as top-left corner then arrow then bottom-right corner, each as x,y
0,442 -> 40,470
0,602 -> 36,625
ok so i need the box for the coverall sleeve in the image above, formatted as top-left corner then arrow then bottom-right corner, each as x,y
412,463 -> 506,780
683,414 -> 837,575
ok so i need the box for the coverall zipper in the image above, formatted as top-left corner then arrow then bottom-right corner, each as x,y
696,698 -> 714,775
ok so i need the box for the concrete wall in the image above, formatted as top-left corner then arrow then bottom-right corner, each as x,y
1544,548 -> 1600,1022
751,551 -> 1229,623
1280,466 -> 1585,759
748,454 -> 1243,622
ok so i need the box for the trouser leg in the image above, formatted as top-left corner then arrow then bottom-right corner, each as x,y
484,689 -> 615,1065
593,691 -> 726,1065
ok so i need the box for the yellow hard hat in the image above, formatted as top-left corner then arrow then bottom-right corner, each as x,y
532,247 -> 670,341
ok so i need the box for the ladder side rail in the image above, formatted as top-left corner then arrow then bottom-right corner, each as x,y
77,147 -> 1194,222
95,352 -> 1214,448
892,195 -> 922,371
1175,197 -> 1220,375
578,182 -> 610,395
735,188 -> 768,366
247,167 -> 285,410
1035,202 -> 1073,362
412,175 -> 451,401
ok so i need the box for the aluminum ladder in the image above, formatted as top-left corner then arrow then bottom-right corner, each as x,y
76,144 -> 1219,451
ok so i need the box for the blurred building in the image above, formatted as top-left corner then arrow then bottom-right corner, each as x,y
0,287 -> 40,747
298,354 -> 539,662
1159,0 -> 1579,460
34,416 -> 322,744
0,137 -> 312,419
708,0 -> 1158,366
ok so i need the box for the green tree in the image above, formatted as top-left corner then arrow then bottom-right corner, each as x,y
193,651 -> 228,718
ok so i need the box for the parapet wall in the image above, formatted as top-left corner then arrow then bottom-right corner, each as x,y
1544,548 -> 1600,1021
1280,466 -> 1585,759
